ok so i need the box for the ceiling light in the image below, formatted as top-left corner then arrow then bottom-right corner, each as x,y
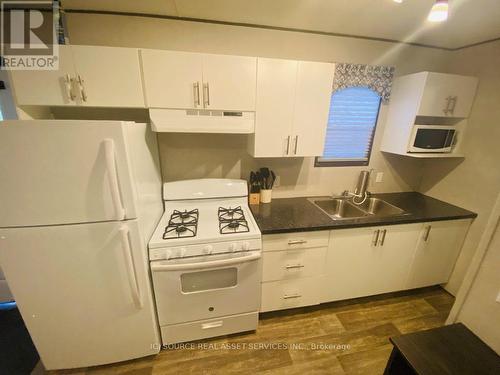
393,0 -> 404,3
428,0 -> 449,22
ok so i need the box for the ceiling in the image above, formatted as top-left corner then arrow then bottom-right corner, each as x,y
61,0 -> 500,49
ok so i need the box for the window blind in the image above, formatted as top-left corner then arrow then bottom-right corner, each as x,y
317,87 -> 381,165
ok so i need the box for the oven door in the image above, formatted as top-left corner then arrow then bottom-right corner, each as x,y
408,126 -> 455,153
151,251 -> 262,326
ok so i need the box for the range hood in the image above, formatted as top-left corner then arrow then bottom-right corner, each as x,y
149,109 -> 255,134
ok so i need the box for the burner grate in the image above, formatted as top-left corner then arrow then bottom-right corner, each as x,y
163,209 -> 199,239
218,206 -> 249,235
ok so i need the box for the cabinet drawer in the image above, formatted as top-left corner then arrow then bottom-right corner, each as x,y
160,312 -> 258,344
262,247 -> 327,282
261,277 -> 320,312
263,231 -> 329,252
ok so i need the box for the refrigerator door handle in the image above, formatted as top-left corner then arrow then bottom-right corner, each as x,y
119,225 -> 143,309
104,139 -> 126,220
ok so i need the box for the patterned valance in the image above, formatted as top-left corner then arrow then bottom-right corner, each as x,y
332,63 -> 395,103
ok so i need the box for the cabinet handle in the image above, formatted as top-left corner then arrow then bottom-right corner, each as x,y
285,264 -> 305,269
423,225 -> 431,242
450,96 -> 458,115
372,230 -> 380,246
77,75 -> 87,102
288,239 -> 307,245
203,82 -> 210,107
64,74 -> 75,101
285,136 -> 291,155
379,229 -> 387,246
293,136 -> 298,155
193,82 -> 201,107
443,96 -> 451,115
283,294 -> 302,299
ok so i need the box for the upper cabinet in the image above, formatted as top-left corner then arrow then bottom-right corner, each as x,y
249,58 -> 334,157
141,49 -> 257,111
70,46 -> 145,108
9,46 -> 76,106
10,45 -> 145,108
417,72 -> 478,118
381,71 -> 478,158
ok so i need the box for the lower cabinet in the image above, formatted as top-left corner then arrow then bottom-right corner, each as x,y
321,224 -> 422,302
260,231 -> 329,312
406,219 -> 470,289
261,219 -> 471,312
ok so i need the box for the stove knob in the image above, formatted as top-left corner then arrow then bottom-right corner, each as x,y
242,242 -> 250,251
165,249 -> 173,260
229,243 -> 238,252
203,245 -> 213,255
179,247 -> 187,257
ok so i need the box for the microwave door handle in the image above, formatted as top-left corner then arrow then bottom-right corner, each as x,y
444,130 -> 456,148
151,251 -> 261,271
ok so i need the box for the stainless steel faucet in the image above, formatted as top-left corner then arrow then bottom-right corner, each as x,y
342,170 -> 373,204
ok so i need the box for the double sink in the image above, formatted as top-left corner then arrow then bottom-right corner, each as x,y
309,196 -> 408,220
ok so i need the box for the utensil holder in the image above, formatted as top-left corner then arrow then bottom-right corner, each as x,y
260,189 -> 272,204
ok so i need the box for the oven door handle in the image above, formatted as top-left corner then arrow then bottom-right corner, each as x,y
150,251 -> 261,271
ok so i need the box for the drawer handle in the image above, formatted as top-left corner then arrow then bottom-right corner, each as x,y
288,240 -> 307,245
285,264 -> 305,269
283,294 -> 302,299
201,321 -> 223,329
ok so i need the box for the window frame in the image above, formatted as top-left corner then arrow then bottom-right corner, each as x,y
315,87 -> 382,168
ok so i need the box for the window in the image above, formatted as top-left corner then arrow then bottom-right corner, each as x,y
315,87 -> 382,167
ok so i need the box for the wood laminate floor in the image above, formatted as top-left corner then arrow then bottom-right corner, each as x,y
50,286 -> 454,375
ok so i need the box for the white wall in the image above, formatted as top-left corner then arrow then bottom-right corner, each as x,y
455,201 -> 500,353
65,12 -> 453,196
419,40 -> 500,294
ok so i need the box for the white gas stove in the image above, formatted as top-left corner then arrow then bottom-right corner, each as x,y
148,179 -> 262,345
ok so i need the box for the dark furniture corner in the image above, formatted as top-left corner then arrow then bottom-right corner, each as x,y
384,323 -> 500,375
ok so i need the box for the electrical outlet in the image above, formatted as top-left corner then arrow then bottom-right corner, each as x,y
375,172 -> 384,183
274,175 -> 281,187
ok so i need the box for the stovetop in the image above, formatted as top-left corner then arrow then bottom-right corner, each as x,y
149,197 -> 260,249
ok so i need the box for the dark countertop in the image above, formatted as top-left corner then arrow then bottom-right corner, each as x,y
250,192 -> 477,234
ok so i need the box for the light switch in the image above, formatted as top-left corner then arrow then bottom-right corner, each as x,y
496,290 -> 500,303
375,172 -> 384,183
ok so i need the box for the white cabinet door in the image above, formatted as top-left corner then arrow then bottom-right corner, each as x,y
202,54 -> 256,111
10,45 -> 77,106
407,219 -> 470,289
141,49 -> 203,109
71,45 -> 145,108
0,220 -> 159,370
0,120 -> 137,227
252,58 -> 297,157
322,224 -> 421,302
291,61 -> 334,157
418,72 -> 478,118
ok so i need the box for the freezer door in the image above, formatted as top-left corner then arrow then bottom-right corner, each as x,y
0,220 -> 160,370
0,120 -> 137,227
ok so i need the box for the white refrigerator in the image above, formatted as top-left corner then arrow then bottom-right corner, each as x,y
0,120 -> 163,370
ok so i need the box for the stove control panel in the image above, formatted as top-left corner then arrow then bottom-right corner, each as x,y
149,238 -> 261,261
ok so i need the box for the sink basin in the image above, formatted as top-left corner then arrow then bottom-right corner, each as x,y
356,198 -> 406,217
312,198 -> 367,220
310,197 -> 407,220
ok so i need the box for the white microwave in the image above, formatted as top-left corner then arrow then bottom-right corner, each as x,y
408,125 -> 456,153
